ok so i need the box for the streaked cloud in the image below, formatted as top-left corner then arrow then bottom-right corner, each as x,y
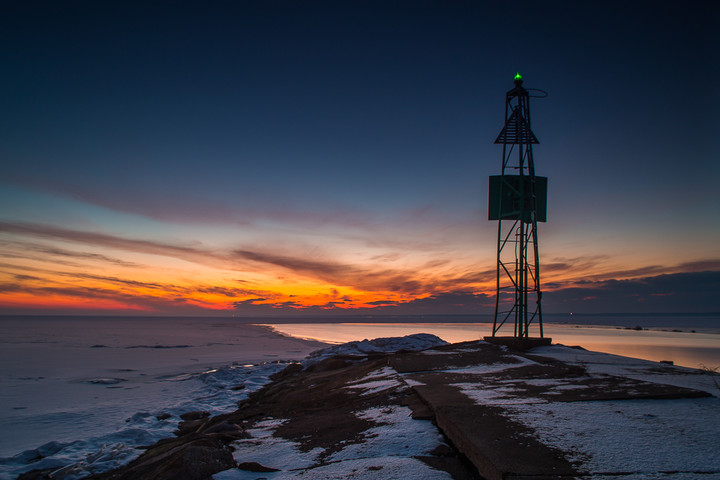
2,220 -> 718,315
0,220 -> 490,312
0,240 -> 138,268
543,271 -> 720,313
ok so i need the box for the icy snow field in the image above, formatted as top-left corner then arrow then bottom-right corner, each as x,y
518,346 -> 720,477
453,345 -> 720,478
0,317 -> 326,479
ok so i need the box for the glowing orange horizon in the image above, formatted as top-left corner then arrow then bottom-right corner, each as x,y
0,252 -> 686,315
1,219 -> 713,315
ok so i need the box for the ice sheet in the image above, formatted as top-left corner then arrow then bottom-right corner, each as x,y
0,318 -> 326,479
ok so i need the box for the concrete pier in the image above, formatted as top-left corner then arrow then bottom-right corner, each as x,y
391,341 -> 717,479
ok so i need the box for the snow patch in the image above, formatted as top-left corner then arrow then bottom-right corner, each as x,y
531,345 -> 720,396
345,379 -> 403,396
216,405 -> 450,479
440,355 -> 537,374
305,334 -> 448,366
402,378 -> 425,387
345,367 -> 405,396
328,405 -> 446,464
453,383 -> 544,405
507,397 -> 720,475
346,367 -> 396,385
227,418 -> 323,473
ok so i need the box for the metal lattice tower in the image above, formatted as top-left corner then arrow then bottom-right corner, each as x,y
488,73 -> 548,339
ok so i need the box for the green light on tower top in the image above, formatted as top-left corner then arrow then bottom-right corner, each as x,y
514,72 -> 523,82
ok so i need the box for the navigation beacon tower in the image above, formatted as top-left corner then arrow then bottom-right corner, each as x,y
487,73 -> 549,344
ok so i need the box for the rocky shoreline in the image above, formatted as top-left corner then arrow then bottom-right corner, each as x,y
18,336 -> 720,480
20,335 -> 469,480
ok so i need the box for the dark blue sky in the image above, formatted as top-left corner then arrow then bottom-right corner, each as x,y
1,0 -> 718,315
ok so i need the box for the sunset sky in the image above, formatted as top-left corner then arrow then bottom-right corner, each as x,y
1,1 -> 718,316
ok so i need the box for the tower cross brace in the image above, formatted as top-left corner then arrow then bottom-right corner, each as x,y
488,73 -> 547,339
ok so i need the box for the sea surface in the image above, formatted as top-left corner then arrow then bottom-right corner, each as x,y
267,319 -> 720,370
0,314 -> 718,479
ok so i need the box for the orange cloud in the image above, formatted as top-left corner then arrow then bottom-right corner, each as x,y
2,220 -> 718,315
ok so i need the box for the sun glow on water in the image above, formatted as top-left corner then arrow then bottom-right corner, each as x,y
266,321 -> 720,370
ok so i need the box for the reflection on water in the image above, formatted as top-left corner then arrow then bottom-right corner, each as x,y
265,323 -> 720,370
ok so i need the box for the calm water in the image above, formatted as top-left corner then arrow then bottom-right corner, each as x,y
266,322 -> 720,370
